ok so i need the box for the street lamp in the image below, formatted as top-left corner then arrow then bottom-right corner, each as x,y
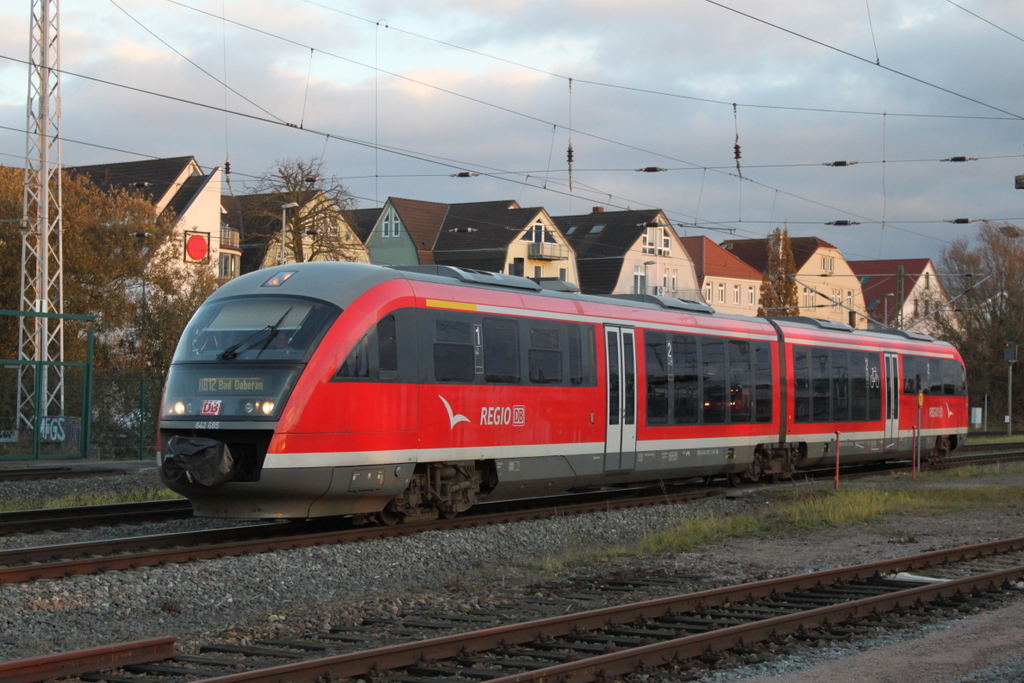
883,293 -> 895,327
279,202 -> 300,266
643,261 -> 655,295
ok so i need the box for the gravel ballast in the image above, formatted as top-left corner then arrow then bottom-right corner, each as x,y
1,465 -> 1023,683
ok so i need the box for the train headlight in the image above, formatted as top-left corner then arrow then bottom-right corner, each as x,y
173,401 -> 186,415
261,401 -> 275,415
244,402 -> 254,414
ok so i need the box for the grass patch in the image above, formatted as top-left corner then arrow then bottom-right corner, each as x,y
965,434 -> 1024,444
920,463 -> 1024,480
569,485 -> 1024,567
0,486 -> 181,513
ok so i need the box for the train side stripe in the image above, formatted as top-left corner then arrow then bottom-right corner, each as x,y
425,298 -> 478,311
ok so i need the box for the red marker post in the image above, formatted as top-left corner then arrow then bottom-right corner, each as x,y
913,390 -> 923,480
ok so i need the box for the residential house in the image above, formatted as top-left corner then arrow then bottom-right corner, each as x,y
722,236 -> 867,327
70,156 -> 236,281
554,207 -> 701,298
848,258 -> 950,334
355,198 -> 579,283
679,236 -> 762,316
223,191 -> 369,274
355,197 -> 448,266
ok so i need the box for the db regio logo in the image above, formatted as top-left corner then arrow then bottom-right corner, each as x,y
480,405 -> 526,426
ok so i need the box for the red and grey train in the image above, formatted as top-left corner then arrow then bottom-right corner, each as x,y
158,261 -> 968,521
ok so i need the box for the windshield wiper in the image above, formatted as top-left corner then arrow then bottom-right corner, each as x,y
255,308 -> 294,359
219,307 -> 293,361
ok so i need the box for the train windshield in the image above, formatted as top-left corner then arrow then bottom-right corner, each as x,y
173,296 -> 339,363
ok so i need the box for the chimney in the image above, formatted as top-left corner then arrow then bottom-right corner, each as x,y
592,206 -> 604,213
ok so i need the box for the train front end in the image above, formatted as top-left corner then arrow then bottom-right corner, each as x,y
157,264 -> 389,518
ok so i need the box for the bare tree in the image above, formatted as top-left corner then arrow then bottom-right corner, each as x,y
931,221 -> 1024,426
245,158 -> 363,265
757,227 -> 799,317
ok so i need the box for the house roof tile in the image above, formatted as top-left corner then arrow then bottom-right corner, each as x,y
679,235 -> 762,282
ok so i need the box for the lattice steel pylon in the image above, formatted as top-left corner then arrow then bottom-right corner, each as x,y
18,0 -> 64,430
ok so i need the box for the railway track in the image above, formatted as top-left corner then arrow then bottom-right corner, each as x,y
0,499 -> 193,535
0,464 -> 134,482
1,443 -> 1022,580
11,535 -> 1024,683
0,487 -> 722,585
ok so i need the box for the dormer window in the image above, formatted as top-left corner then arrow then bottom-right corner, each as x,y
520,222 -> 556,243
381,207 -> 400,238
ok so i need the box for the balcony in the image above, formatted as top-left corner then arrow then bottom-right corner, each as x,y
528,242 -> 569,261
219,227 -> 240,250
634,285 -> 707,302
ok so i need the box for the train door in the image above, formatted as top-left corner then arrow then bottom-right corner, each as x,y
884,352 -> 900,448
604,326 -> 637,472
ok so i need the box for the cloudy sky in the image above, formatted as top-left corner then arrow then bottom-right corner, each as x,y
2,0 -> 1023,264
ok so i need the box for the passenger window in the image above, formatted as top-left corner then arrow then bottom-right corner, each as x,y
832,349 -> 849,422
378,315 -> 397,374
483,317 -> 520,383
811,347 -> 830,422
529,324 -> 562,384
568,325 -> 595,386
753,341 -> 772,423
849,351 -> 867,421
434,318 -> 474,382
645,331 -> 669,424
728,340 -> 752,423
702,337 -> 725,424
673,335 -> 699,424
337,334 -> 370,378
793,346 -> 810,423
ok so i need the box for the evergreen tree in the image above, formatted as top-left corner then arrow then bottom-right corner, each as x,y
757,227 -> 799,317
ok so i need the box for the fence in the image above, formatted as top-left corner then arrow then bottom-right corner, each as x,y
1,309 -> 164,462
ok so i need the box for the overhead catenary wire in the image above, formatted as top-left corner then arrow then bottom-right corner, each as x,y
4,0 -> 1016,256
104,1 -> 1022,248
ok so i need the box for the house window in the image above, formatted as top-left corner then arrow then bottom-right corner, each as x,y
748,286 -> 755,306
718,283 -> 725,303
521,222 -> 552,242
534,266 -> 542,279
803,287 -> 813,308
831,288 -> 842,311
820,255 -> 834,273
733,284 -> 740,304
642,226 -> 670,255
704,281 -> 712,302
642,228 -> 655,254
846,290 -> 853,308
634,266 -> 647,294
218,253 -> 238,279
559,268 -> 567,281
381,207 -> 400,239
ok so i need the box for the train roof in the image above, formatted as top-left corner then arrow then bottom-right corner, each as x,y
208,262 -> 952,350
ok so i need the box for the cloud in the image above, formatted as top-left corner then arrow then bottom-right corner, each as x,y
2,0 -> 1024,264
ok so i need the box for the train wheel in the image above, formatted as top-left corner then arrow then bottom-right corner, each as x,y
378,509 -> 403,526
726,473 -> 741,487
